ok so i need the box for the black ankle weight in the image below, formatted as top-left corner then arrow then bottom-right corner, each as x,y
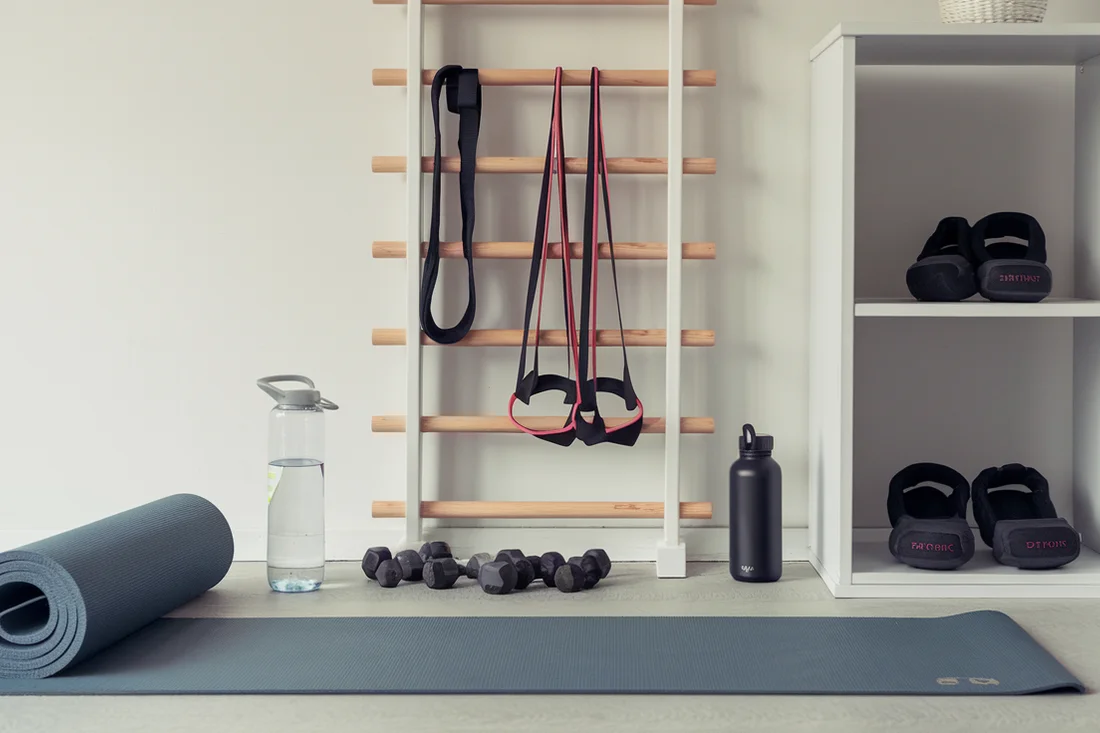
887,463 -> 975,571
971,213 -> 1052,303
971,464 -> 1080,569
905,217 -> 977,302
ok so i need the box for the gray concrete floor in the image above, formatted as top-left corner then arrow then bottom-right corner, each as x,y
1,561 -> 1096,733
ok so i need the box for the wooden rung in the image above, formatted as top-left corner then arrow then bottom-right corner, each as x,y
372,415 -> 715,434
373,69 -> 716,87
372,156 -> 716,175
372,328 -> 715,347
372,241 -> 716,260
374,0 -> 716,5
372,501 -> 714,520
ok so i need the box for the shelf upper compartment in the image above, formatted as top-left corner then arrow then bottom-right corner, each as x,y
812,22 -> 1100,66
855,298 -> 1100,318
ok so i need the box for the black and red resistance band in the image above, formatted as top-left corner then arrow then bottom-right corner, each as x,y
508,68 -> 643,447
420,66 -> 481,344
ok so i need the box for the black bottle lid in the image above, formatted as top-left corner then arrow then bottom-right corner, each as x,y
739,423 -> 774,456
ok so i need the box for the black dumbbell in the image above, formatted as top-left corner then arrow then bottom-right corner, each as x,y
495,549 -> 536,590
464,552 -> 492,580
375,559 -> 403,588
568,555 -> 602,589
424,557 -> 464,589
553,562 -> 586,593
361,546 -> 392,580
539,551 -> 566,587
478,560 -> 518,595
395,549 -> 425,582
583,548 -> 612,579
419,541 -> 452,562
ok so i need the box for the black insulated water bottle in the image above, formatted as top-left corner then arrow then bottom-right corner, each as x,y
730,424 -> 782,582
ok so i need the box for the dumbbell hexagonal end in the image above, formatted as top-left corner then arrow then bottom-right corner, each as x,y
395,549 -> 425,582
478,560 -> 518,595
540,552 -> 566,587
554,563 -> 585,593
419,541 -> 453,562
361,546 -> 392,580
583,548 -> 612,579
465,552 -> 492,580
424,558 -> 462,590
375,559 -> 403,588
568,555 -> 601,589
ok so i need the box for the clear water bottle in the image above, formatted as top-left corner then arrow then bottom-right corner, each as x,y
257,375 -> 338,592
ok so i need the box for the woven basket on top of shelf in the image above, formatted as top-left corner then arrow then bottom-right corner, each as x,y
939,0 -> 1047,23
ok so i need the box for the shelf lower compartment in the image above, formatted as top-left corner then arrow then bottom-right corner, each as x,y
851,540 -> 1100,586
855,298 -> 1100,318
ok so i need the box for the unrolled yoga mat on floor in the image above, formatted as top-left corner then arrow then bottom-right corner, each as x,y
0,612 -> 1084,695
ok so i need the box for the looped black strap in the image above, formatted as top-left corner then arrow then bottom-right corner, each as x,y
575,67 -> 643,447
970,212 -> 1047,264
420,66 -> 481,344
886,462 -> 970,527
916,216 -> 971,261
508,68 -> 580,447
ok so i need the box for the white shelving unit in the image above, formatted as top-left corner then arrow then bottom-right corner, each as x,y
809,23 -> 1100,599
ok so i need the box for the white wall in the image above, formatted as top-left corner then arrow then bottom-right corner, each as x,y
4,0 -> 1100,560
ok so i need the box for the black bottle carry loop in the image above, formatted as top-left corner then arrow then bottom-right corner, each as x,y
420,66 -> 482,344
508,68 -> 582,446
575,68 -> 643,447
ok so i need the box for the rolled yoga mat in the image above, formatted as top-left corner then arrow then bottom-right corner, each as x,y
0,494 -> 233,680
0,612 -> 1084,695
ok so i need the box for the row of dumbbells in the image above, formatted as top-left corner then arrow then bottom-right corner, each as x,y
361,541 -> 611,594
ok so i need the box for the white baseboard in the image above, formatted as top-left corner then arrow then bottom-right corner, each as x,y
2,527 -> 810,564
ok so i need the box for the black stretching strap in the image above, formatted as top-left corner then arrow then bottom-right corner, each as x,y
420,66 -> 482,344
575,68 -> 643,447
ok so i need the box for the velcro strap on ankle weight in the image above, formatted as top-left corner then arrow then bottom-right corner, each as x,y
992,518 -> 1080,570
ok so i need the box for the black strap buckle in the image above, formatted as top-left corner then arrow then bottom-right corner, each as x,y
447,69 -> 481,113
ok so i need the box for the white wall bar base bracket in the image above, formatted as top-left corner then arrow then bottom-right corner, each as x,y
655,541 -> 688,578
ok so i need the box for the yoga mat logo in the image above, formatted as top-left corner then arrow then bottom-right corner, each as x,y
937,677 -> 1000,686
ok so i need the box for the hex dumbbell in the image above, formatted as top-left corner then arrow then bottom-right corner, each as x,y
495,549 -> 536,590
419,541 -> 453,562
555,555 -> 602,593
464,552 -> 492,580
361,546 -> 392,580
477,560 -> 518,595
394,549 -> 425,582
583,548 -> 612,580
539,552 -> 566,587
424,557 -> 465,589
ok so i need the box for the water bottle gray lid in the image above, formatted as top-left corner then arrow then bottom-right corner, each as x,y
739,423 -> 774,453
257,374 -> 339,409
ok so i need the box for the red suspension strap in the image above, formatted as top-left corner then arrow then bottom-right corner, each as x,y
509,67 -> 642,447
508,68 -> 582,446
574,67 -> 643,446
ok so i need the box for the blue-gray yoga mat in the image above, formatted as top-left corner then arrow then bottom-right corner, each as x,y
0,612 -> 1083,695
0,494 -> 234,680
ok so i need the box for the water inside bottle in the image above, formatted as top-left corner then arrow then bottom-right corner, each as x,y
267,458 -> 325,592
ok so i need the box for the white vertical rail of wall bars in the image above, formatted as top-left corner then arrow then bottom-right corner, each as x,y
658,0 -> 687,578
402,0 -> 424,549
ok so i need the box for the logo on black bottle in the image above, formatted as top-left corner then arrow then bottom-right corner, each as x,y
740,565 -> 754,573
